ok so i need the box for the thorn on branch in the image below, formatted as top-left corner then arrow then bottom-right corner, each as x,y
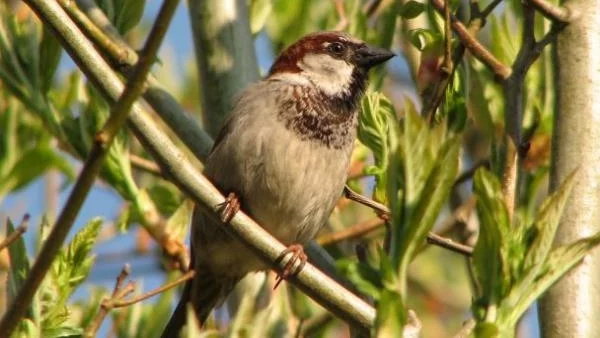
0,214 -> 30,252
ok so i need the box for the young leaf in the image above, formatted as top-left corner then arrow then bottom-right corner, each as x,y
523,169 -> 578,271
50,218 -> 102,300
472,169 -> 510,318
165,199 -> 194,243
506,233 -> 600,327
398,0 -> 426,19
396,139 -> 459,273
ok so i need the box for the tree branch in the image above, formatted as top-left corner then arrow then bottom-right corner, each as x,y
85,264 -> 134,338
343,186 -> 474,256
431,0 -> 512,80
529,0 -> 573,23
317,218 -> 384,246
64,0 -> 214,160
112,270 -> 195,308
0,214 -> 29,253
0,1 -> 179,335
12,0 -> 376,330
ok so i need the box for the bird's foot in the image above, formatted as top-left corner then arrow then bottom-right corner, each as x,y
218,192 -> 240,223
274,244 -> 307,289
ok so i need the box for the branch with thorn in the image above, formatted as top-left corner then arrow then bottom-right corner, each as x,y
0,215 -> 30,252
343,186 -> 473,256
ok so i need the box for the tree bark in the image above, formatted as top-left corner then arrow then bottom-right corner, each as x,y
539,1 -> 600,336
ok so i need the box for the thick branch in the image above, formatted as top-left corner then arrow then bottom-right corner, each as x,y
0,1 -> 179,335
11,0 -> 376,330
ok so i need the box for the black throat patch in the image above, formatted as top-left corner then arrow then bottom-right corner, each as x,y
276,69 -> 367,149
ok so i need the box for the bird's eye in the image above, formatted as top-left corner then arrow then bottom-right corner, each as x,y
328,42 -> 346,55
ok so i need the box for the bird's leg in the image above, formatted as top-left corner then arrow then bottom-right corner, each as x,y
274,244 -> 307,289
218,192 -> 241,223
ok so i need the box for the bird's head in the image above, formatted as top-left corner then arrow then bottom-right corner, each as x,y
268,32 -> 395,100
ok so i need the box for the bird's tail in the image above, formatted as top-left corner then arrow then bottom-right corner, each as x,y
161,269 -> 241,337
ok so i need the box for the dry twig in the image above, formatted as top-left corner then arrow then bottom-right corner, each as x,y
0,215 -> 29,253
343,186 -> 473,256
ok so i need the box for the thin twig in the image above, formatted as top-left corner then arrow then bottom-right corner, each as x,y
129,154 -> 163,176
0,1 -> 180,336
426,233 -> 473,256
85,264 -> 133,338
442,0 -> 453,74
317,218 -> 384,246
431,0 -> 512,80
529,0 -> 572,23
343,186 -> 474,256
479,0 -> 503,19
113,270 -> 195,308
57,0 -> 135,66
0,214 -> 29,252
453,159 -> 490,187
363,0 -> 383,18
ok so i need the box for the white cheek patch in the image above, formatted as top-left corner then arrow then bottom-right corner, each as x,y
298,54 -> 354,97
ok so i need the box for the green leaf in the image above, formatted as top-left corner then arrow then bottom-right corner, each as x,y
398,1 -> 426,19
375,289 -> 406,337
97,0 -> 145,35
165,199 -> 194,243
524,169 -> 578,271
148,181 -> 183,216
408,28 -> 442,51
46,217 -> 102,328
472,169 -> 510,318
358,92 -> 395,202
506,233 -> 600,327
337,259 -> 383,300
42,326 -> 83,338
396,139 -> 459,272
249,0 -> 273,34
1,147 -> 75,195
38,27 -> 62,94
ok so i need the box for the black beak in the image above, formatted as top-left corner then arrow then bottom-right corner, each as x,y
355,44 -> 395,69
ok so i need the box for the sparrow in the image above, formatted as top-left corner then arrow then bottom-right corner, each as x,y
162,31 -> 394,336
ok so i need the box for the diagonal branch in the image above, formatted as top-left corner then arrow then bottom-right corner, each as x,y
0,214 -> 29,253
529,0 -> 573,23
0,1 -> 180,336
431,0 -> 512,80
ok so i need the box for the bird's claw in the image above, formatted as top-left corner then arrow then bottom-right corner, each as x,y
219,192 -> 240,223
274,244 -> 307,289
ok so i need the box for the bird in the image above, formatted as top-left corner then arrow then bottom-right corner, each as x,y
162,31 -> 394,336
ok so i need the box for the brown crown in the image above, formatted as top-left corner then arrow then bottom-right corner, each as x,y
268,31 -> 360,76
